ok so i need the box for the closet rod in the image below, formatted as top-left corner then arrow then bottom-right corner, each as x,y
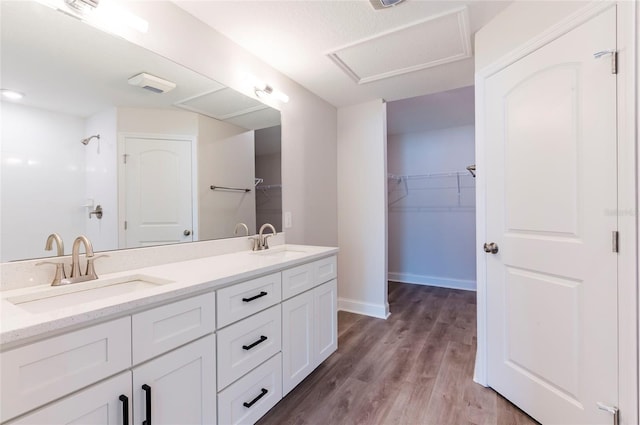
210,185 -> 251,193
257,184 -> 282,190
388,171 -> 474,181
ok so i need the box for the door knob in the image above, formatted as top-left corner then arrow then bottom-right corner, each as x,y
483,242 -> 499,254
183,230 -> 191,236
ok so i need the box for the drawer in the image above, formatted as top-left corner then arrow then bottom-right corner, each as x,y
217,305 -> 281,390
217,353 -> 283,425
282,256 -> 337,299
217,273 -> 281,328
314,256 -> 337,285
282,262 -> 314,299
0,317 -> 131,423
132,292 -> 215,364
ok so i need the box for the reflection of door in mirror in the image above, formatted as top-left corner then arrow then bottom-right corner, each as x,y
122,137 -> 194,248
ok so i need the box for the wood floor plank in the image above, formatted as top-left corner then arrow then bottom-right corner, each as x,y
257,282 -> 539,425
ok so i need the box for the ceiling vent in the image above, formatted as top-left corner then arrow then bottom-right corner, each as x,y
128,73 -> 176,94
369,0 -> 405,10
65,0 -> 99,12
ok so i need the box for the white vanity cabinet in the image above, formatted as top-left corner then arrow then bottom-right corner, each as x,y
282,257 -> 337,396
1,250 -> 338,425
1,292 -> 216,425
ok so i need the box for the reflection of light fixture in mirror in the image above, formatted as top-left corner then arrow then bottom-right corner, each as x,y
1,89 -> 24,101
39,0 -> 149,34
369,0 -> 405,9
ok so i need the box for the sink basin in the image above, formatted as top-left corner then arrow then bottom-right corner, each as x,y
6,274 -> 173,314
251,246 -> 309,260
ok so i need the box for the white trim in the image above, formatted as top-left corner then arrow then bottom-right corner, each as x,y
338,297 -> 390,319
615,2 -> 638,424
326,7 -> 472,85
388,272 -> 476,291
474,3 -> 638,422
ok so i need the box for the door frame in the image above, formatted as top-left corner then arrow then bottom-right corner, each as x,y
117,133 -> 199,249
473,2 -> 638,423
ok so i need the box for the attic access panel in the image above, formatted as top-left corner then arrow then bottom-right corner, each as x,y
327,7 -> 471,84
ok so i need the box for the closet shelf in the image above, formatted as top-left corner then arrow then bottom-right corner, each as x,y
387,170 -> 475,208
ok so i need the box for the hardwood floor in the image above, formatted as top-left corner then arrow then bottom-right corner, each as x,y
257,282 -> 538,425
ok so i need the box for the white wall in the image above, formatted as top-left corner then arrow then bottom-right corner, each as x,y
1,102 -> 86,262
85,107 -> 118,252
337,99 -> 388,318
387,125 -> 476,290
116,0 -> 338,247
199,129 -> 256,240
475,1 -> 589,71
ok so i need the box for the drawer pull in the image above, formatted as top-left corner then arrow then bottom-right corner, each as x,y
242,335 -> 268,350
142,384 -> 152,425
242,291 -> 268,302
119,394 -> 129,425
243,388 -> 268,408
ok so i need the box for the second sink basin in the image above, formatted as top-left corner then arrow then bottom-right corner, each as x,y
6,274 -> 173,314
251,245 -> 309,260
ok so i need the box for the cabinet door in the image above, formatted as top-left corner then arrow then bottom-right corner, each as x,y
281,289 -> 314,396
314,279 -> 338,365
133,335 -> 216,425
8,372 -> 131,425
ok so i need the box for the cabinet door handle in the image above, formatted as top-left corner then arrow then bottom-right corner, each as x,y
242,291 -> 268,302
242,335 -> 268,350
243,388 -> 268,408
119,394 -> 129,425
142,384 -> 152,425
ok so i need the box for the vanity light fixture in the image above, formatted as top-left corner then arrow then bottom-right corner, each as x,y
0,89 -> 24,100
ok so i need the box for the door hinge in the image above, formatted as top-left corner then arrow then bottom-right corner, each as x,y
597,402 -> 619,425
612,231 -> 619,253
123,154 -> 129,164
593,50 -> 617,74
124,221 -> 128,230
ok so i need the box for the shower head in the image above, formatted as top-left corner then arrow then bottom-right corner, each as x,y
81,134 -> 100,145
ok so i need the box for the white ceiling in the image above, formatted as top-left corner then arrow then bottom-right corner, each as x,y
174,0 -> 511,108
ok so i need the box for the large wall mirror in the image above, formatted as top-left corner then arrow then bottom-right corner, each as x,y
1,1 -> 282,262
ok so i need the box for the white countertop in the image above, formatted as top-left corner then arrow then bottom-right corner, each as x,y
0,244 -> 338,349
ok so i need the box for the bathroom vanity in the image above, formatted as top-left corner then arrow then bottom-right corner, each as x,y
0,245 -> 338,425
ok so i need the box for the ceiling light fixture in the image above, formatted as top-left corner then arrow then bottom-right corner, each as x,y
1,89 -> 25,100
369,0 -> 405,10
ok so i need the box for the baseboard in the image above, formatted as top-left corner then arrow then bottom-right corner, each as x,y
338,297 -> 390,319
388,272 -> 476,291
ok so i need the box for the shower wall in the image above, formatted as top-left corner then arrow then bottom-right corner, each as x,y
1,102 -> 86,262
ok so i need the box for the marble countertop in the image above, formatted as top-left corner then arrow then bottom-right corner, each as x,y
0,244 -> 338,349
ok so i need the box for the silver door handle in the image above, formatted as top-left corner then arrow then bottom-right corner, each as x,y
183,230 -> 191,236
483,242 -> 499,254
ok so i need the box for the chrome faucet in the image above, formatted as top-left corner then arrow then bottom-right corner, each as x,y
40,233 -> 67,285
234,222 -> 249,236
257,223 -> 277,250
69,235 -> 96,280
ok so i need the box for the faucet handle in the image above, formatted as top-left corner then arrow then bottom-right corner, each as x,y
36,260 -> 68,286
262,234 -> 273,250
85,254 -> 109,279
248,237 -> 260,251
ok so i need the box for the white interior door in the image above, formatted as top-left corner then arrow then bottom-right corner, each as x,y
484,6 -> 618,424
124,136 -> 193,248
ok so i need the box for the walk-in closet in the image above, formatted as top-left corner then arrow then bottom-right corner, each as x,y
387,86 -> 476,291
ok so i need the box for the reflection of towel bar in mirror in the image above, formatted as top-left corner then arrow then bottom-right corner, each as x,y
210,185 -> 251,193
